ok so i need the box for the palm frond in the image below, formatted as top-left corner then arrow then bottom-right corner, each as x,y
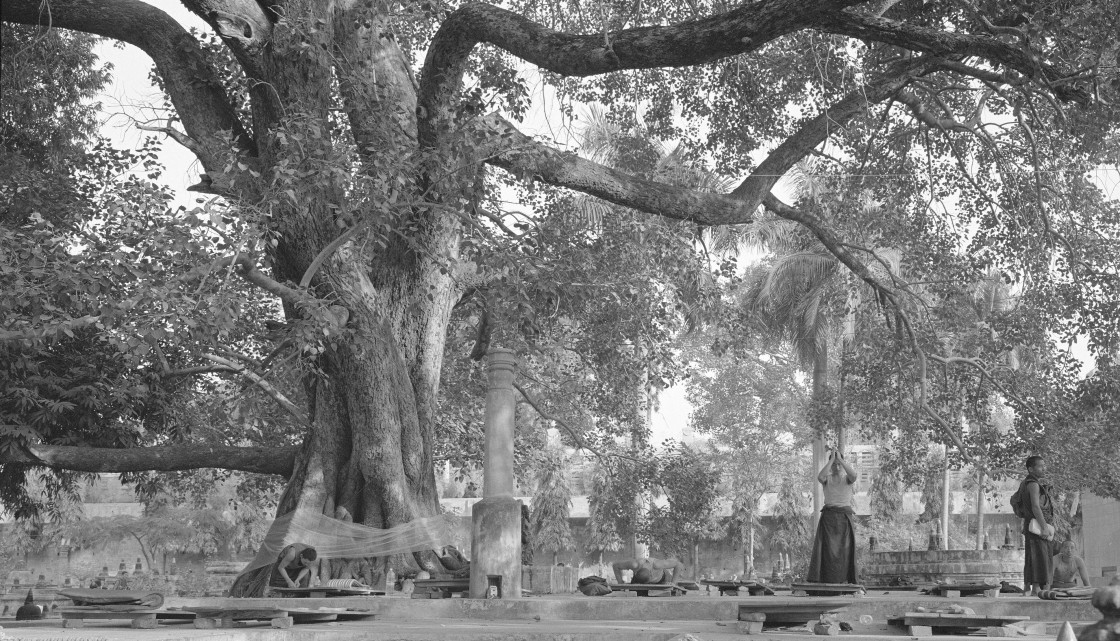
579,104 -> 621,166
866,246 -> 902,281
571,193 -> 609,231
761,251 -> 837,304
780,157 -> 830,204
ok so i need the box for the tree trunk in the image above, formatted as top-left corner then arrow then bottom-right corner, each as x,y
810,340 -> 829,530
975,468 -> 985,550
129,533 -> 154,573
747,510 -> 756,576
226,0 -> 464,577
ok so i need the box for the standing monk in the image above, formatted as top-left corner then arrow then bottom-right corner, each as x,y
807,449 -> 858,584
1020,455 -> 1055,595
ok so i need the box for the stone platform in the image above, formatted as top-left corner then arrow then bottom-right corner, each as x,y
0,616 -> 1097,641
0,591 -> 1102,641
162,591 -> 1099,623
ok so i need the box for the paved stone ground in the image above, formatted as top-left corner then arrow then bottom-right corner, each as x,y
0,618 -> 1086,641
0,590 -> 1098,641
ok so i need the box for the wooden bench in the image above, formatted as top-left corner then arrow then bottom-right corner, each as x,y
608,583 -> 687,597
925,582 -> 1001,598
271,585 -> 385,598
701,580 -> 774,596
58,588 -> 164,608
791,582 -> 865,596
59,606 -> 170,629
188,606 -> 343,629
412,578 -> 470,599
738,598 -> 849,626
892,612 -> 1030,637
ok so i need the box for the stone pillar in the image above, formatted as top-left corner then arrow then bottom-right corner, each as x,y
470,350 -> 523,599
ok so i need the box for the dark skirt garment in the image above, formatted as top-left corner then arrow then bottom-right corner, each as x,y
807,505 -> 858,584
228,546 -> 308,598
229,565 -> 271,598
1024,530 -> 1054,586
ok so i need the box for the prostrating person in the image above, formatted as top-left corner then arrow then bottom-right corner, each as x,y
229,543 -> 318,597
806,449 -> 858,584
270,543 -> 318,589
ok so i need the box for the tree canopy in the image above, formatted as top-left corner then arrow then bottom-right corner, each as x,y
1,0 -> 1118,555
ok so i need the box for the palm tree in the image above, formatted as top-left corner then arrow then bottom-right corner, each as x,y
729,159 -> 898,520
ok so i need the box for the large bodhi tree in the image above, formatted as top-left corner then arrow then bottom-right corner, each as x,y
2,0 -> 1118,546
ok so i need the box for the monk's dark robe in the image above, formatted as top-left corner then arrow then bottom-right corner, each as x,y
229,543 -> 313,598
808,473 -> 858,584
1021,474 -> 1054,586
806,505 -> 858,584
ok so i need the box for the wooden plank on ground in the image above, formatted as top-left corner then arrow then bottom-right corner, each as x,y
189,607 -> 289,620
791,582 -> 864,596
927,582 -> 1001,598
608,583 -> 686,597
271,586 -> 386,597
739,599 -> 848,625
156,610 -> 197,620
903,612 -> 1030,628
59,609 -> 159,629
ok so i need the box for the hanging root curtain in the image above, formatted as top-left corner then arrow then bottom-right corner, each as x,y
229,509 -> 456,597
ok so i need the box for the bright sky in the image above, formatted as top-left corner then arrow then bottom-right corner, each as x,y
92,1 -> 1115,446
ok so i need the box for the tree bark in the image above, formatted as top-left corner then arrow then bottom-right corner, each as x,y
975,469 -> 985,551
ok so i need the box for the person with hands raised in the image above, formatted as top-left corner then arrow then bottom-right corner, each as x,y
806,448 -> 859,584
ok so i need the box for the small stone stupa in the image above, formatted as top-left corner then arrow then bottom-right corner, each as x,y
15,588 -> 44,621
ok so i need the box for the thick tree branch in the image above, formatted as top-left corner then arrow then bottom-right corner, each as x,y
514,381 -> 638,464
136,119 -> 203,157
894,89 -> 975,133
732,73 -> 915,202
201,353 -> 311,426
418,0 -> 866,148
1,0 -> 255,165
477,113 -> 758,225
1,443 -> 297,476
179,0 -> 274,65
213,254 -> 317,308
816,11 -> 1094,105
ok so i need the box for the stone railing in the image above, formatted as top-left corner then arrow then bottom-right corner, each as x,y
863,549 -> 1025,587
